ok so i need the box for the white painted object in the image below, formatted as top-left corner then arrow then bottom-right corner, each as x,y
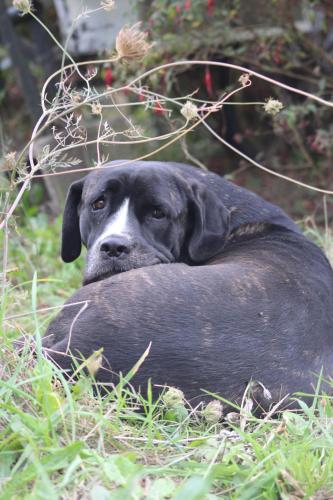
53,0 -> 137,55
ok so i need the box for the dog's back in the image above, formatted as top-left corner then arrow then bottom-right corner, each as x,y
44,226 -> 333,408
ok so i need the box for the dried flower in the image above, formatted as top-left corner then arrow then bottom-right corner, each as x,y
91,101 -> 103,115
202,400 -> 223,424
162,387 -> 184,408
13,0 -> 32,14
71,92 -> 82,104
238,73 -> 251,87
226,412 -> 240,425
101,0 -> 115,11
116,23 -> 154,62
3,152 -> 17,171
180,101 -> 198,121
264,97 -> 283,116
13,0 -> 32,16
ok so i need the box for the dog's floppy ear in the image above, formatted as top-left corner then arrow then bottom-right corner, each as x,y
187,182 -> 230,263
61,179 -> 84,263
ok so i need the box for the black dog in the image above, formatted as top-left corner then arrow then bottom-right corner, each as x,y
43,161 -> 333,410
61,160 -> 299,284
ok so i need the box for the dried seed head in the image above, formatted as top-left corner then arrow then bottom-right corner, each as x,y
226,412 -> 240,425
12,0 -> 32,14
71,92 -> 82,104
91,101 -> 103,115
162,387 -> 185,408
101,0 -> 115,11
180,101 -> 199,121
2,152 -> 17,172
238,73 -> 251,87
202,400 -> 223,424
264,97 -> 284,116
116,23 -> 154,62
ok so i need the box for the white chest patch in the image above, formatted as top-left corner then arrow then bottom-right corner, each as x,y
96,198 -> 131,244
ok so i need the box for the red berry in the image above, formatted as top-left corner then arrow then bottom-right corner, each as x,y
104,67 -> 113,87
207,0 -> 214,16
204,67 -> 213,96
154,100 -> 166,115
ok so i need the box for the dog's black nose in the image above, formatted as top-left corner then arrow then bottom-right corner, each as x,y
100,237 -> 131,258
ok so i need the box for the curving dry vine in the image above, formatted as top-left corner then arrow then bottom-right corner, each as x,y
1,1 -> 333,311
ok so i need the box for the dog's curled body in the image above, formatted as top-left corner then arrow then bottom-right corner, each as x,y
44,224 -> 333,409
61,161 -> 300,284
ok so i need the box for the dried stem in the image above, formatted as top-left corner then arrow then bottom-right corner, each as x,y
2,14 -> 333,246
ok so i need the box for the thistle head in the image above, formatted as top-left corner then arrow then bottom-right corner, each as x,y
116,23 -> 154,63
202,400 -> 223,424
162,387 -> 185,408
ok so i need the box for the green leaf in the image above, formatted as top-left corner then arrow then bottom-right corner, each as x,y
0,453 -> 16,479
147,478 -> 176,499
90,485 -> 112,500
1,441 -> 85,498
174,476 -> 213,500
103,455 -> 142,486
164,405 -> 188,422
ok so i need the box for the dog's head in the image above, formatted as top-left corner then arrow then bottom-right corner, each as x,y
61,161 -> 231,284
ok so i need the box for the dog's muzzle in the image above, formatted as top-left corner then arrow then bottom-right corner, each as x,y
99,235 -> 132,259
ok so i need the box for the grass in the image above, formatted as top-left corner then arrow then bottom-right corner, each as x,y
1,213 -> 333,498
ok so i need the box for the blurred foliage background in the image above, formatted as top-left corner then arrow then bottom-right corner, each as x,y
1,0 -> 333,221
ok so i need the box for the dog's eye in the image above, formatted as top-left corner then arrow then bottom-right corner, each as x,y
92,197 -> 106,211
151,207 -> 165,219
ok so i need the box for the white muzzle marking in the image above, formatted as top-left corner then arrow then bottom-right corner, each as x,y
96,198 -> 131,245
